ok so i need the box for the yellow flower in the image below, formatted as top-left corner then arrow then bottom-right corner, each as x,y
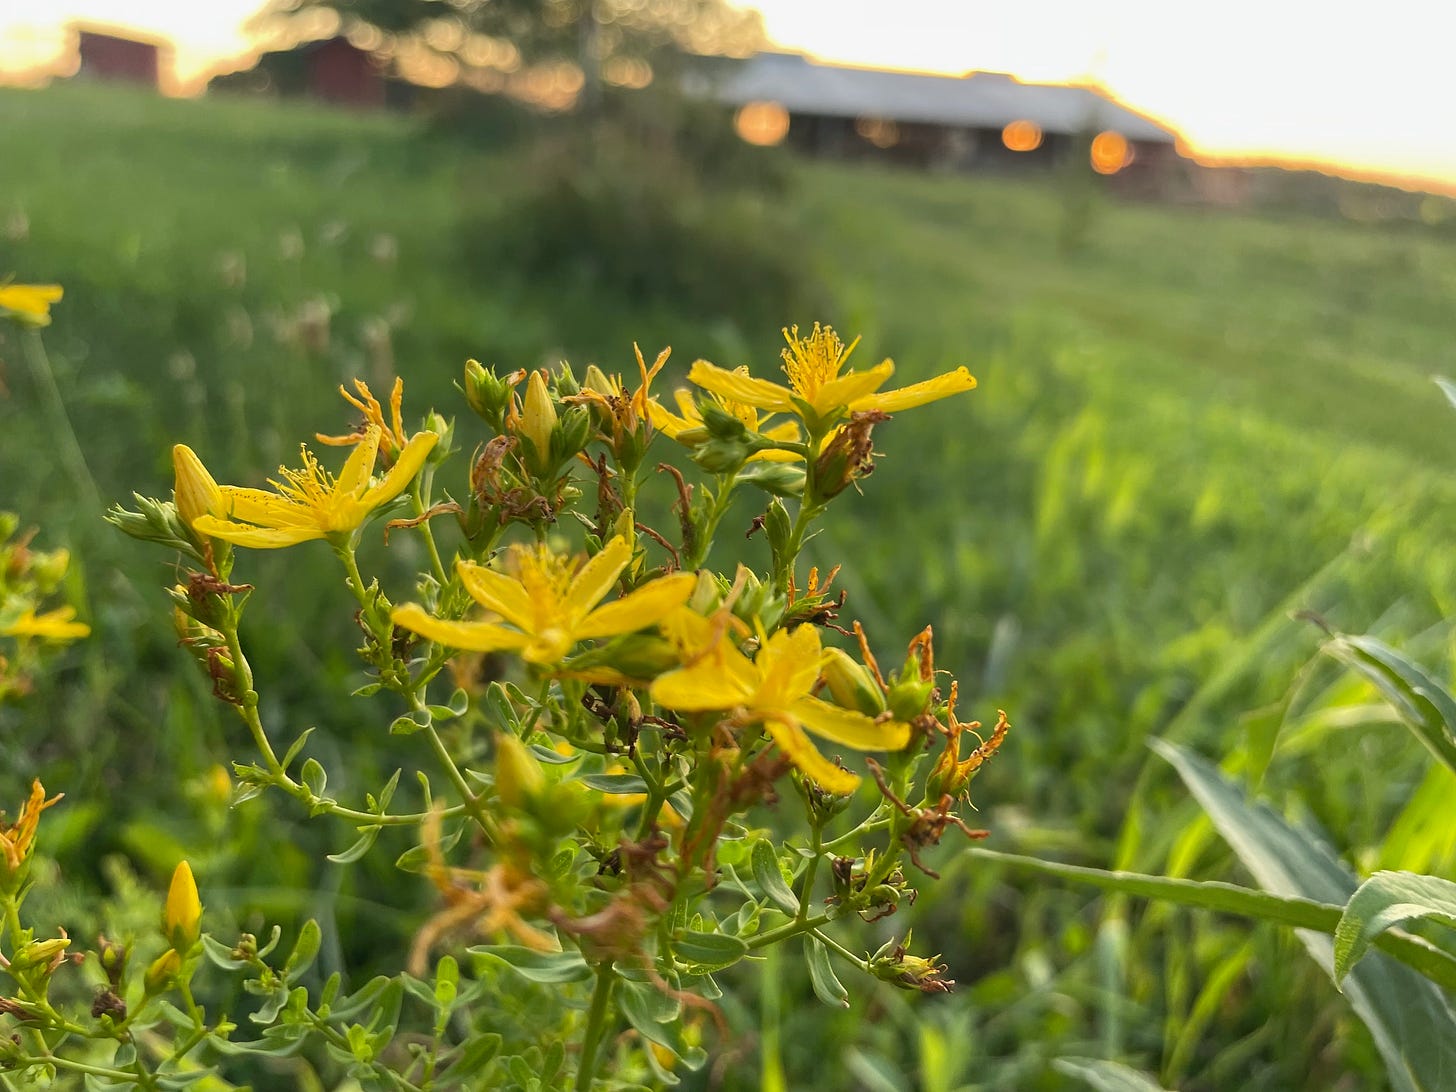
190,425 -> 437,548
391,535 -> 695,667
576,344 -> 670,440
649,619 -> 909,794
0,780 -> 61,878
687,324 -> 975,433
316,377 -> 411,465
1,606 -> 90,641
163,861 -> 202,953
0,283 -> 62,326
648,368 -> 803,463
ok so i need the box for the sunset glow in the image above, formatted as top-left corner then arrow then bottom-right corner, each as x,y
2,0 -> 1454,190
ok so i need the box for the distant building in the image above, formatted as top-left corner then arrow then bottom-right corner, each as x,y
74,26 -> 166,89
210,37 -> 391,110
702,53 -> 1181,184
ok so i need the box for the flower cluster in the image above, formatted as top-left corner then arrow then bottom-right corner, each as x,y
96,322 -> 1007,1086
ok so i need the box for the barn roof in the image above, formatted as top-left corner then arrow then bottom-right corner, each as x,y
705,53 -> 1176,144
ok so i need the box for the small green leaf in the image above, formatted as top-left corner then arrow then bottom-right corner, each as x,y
280,727 -> 316,771
350,682 -> 383,698
390,708 -> 432,735
803,935 -> 849,1008
327,826 -> 380,865
375,768 -> 402,813
300,758 -> 327,798
1336,871 -> 1456,985
469,945 -> 592,984
283,920 -> 322,984
443,1032 -> 501,1082
751,840 -> 799,915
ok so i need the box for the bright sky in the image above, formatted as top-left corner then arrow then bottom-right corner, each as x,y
3,0 -> 1454,190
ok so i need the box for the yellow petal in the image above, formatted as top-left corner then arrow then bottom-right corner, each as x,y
810,359 -> 895,417
763,717 -> 861,794
359,429 -> 438,508
563,535 -> 633,622
688,360 -> 795,413
853,367 -> 977,414
647,398 -> 696,439
576,572 -> 696,640
456,560 -> 535,630
390,604 -> 532,654
651,659 -> 755,711
215,486 -> 314,528
2,607 -> 90,641
791,696 -> 909,751
192,516 -> 324,548
336,427 -> 383,497
756,625 -> 822,705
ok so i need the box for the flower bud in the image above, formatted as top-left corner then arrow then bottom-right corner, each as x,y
172,445 -> 222,530
821,647 -> 886,716
520,370 -> 557,467
98,935 -> 128,987
164,861 -> 202,953
493,733 -> 545,811
10,936 -> 70,976
144,949 -> 181,994
463,360 -> 514,429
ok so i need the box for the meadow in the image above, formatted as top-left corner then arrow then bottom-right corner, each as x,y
3,80 -> 1456,1089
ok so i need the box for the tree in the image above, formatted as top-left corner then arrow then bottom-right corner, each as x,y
251,0 -> 765,107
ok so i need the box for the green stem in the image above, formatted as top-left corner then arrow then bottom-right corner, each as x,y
746,913 -> 833,951
795,824 -> 824,922
423,722 -> 494,838
682,475 -> 736,571
574,960 -> 616,1092
410,476 -> 449,587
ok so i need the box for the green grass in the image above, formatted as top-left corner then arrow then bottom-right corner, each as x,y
5,80 -> 1456,1089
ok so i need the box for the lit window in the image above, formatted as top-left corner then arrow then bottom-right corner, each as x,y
1002,120 -> 1042,152
1091,131 -> 1132,174
855,117 -> 900,148
734,102 -> 790,146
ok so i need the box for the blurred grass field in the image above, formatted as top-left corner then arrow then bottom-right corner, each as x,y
5,80 -> 1456,1088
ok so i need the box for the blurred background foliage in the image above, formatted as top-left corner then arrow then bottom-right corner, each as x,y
4,62 -> 1456,1089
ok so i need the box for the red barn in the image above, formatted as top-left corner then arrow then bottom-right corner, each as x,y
74,27 -> 165,89
306,37 -> 385,108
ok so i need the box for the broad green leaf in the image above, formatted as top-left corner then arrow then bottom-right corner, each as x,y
1336,871 -> 1456,985
1322,634 -> 1456,776
1155,739 -> 1456,1092
751,839 -> 799,915
577,773 -> 649,794
803,934 -> 849,1007
442,1032 -> 501,1083
469,945 -> 592,984
1052,1057 -> 1172,1092
673,929 -> 748,972
964,846 -> 1456,991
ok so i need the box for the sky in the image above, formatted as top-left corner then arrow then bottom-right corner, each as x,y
2,0 -> 1454,191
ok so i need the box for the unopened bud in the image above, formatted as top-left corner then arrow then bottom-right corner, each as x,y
520,371 -> 557,467
144,949 -> 181,994
821,647 -> 886,716
463,360 -> 514,430
494,733 -> 545,810
163,861 -> 202,953
172,445 -> 222,530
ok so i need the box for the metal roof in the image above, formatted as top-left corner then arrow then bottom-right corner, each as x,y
705,53 -> 1176,144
